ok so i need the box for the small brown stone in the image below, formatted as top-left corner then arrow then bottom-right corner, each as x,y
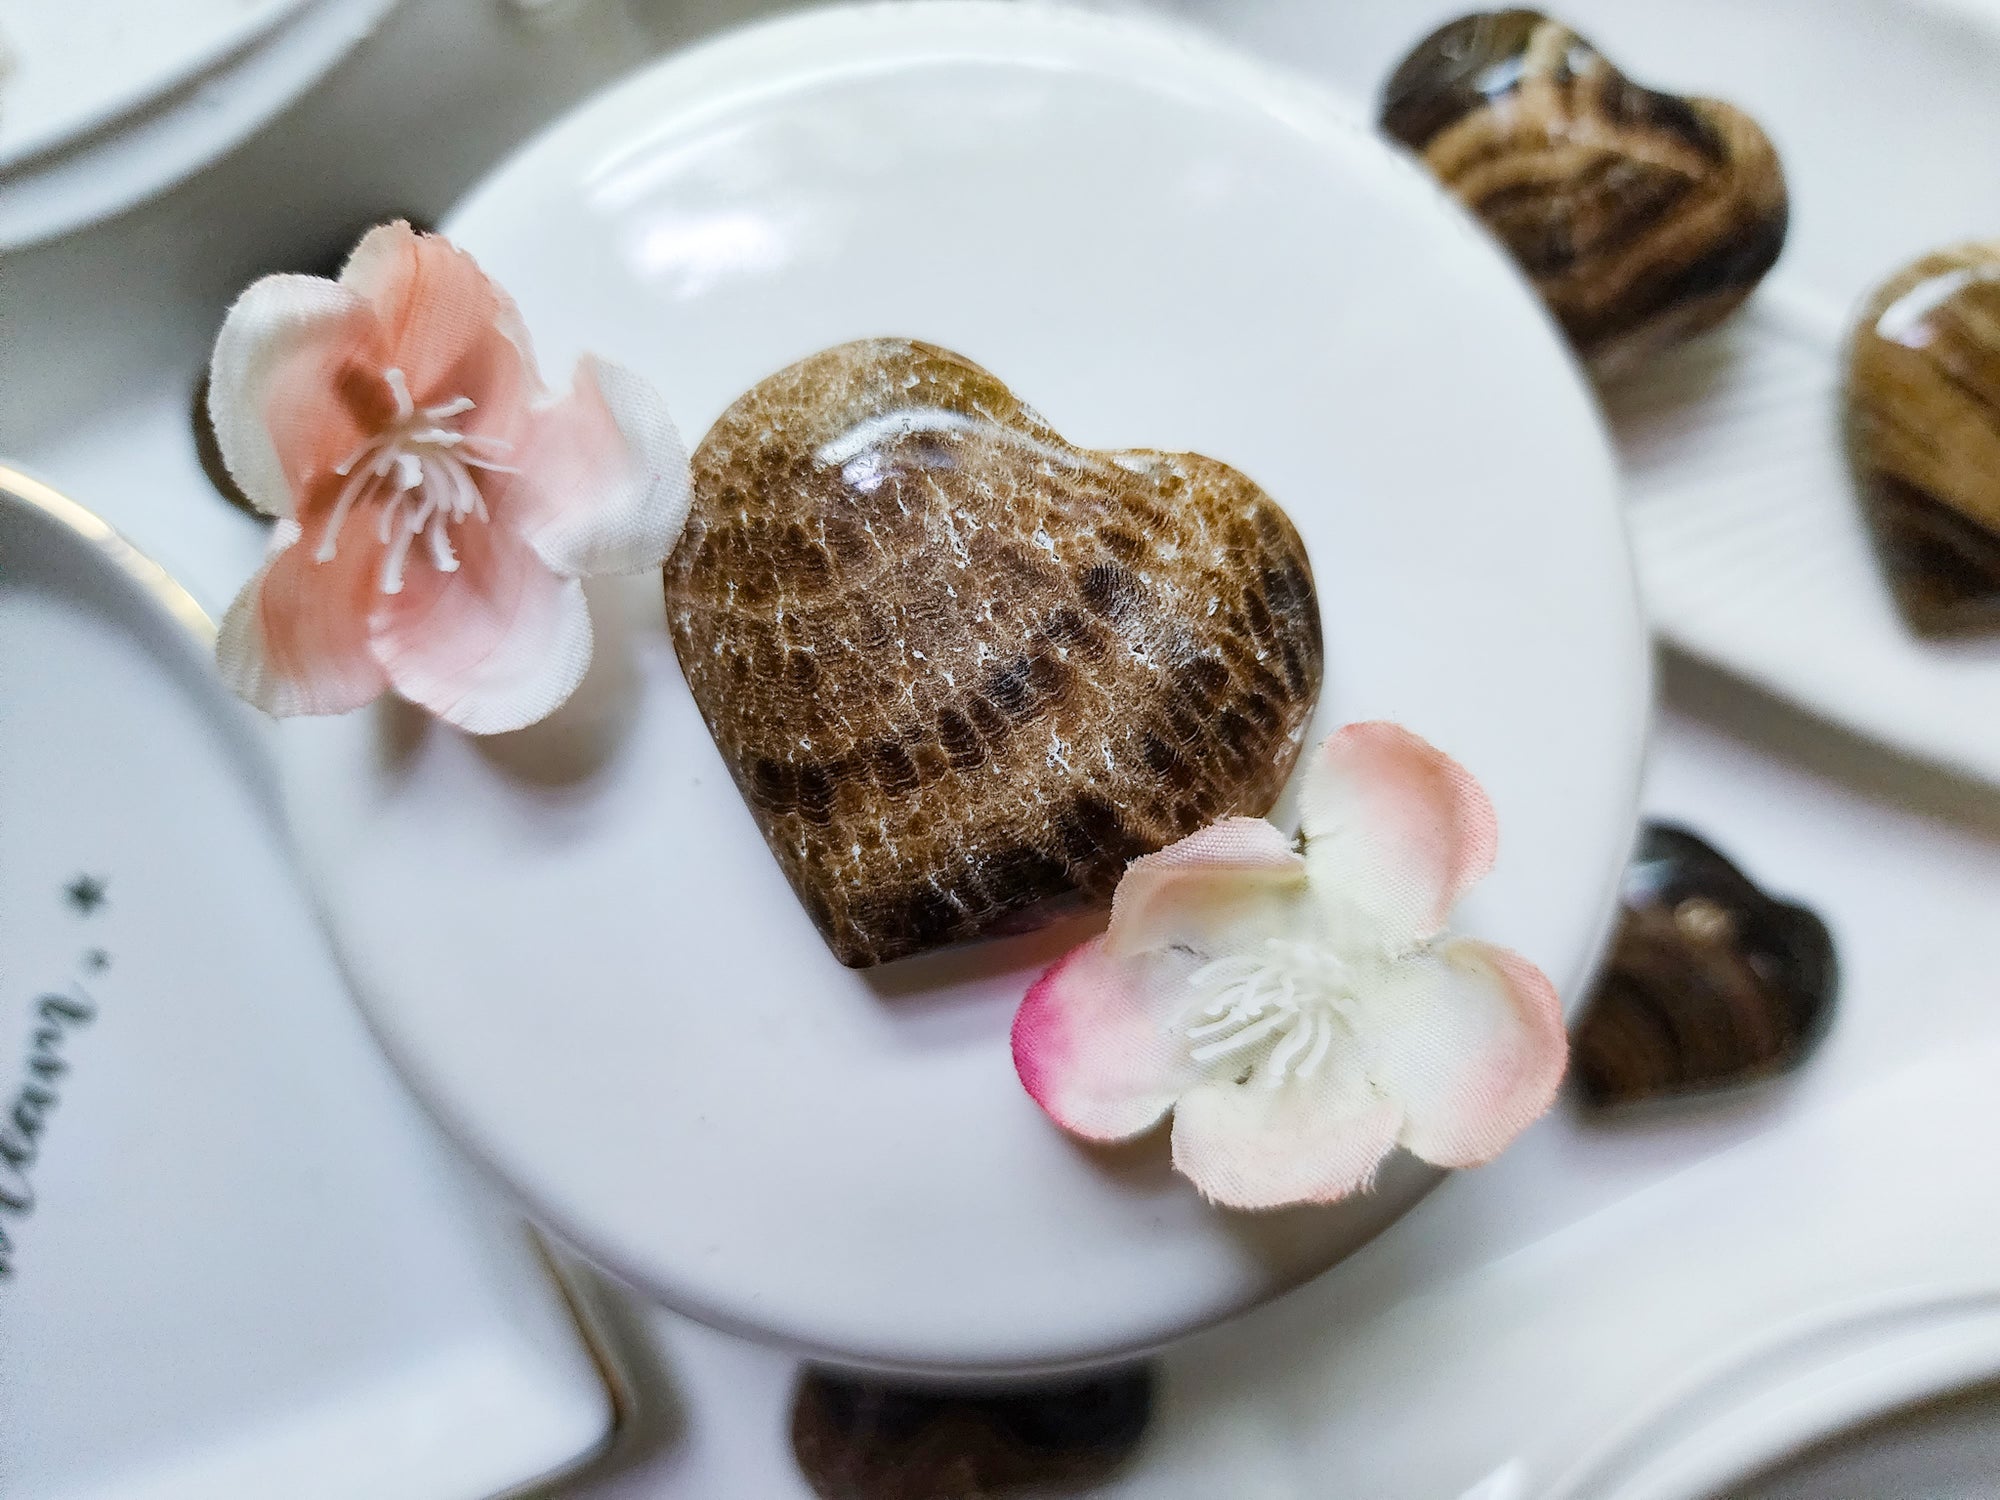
789,1366 -> 1154,1500
1572,824 -> 1836,1108
191,372 -> 265,518
665,339 -> 1323,968
1380,10 -> 1788,373
1846,241 -> 2000,636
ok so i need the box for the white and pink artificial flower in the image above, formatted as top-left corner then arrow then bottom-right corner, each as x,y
1012,722 -> 1567,1211
208,220 -> 689,734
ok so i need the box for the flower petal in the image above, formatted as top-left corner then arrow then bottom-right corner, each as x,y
1298,721 -> 1499,945
208,274 -> 378,518
368,518 -> 591,735
1103,816 -> 1308,960
499,356 -> 692,578
1013,938 -> 1199,1142
216,520 -> 390,716
1170,1071 -> 1401,1211
339,221 -> 533,417
1367,939 -> 1566,1169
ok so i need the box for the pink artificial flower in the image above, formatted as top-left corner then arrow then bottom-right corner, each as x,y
1012,722 -> 1566,1212
208,221 -> 689,734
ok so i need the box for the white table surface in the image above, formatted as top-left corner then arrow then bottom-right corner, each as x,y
8,0 -> 2000,1494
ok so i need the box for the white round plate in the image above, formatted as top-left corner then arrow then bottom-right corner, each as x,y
1170,0 -> 2000,789
0,0 -> 398,251
0,0 -> 315,170
277,1 -> 1648,1374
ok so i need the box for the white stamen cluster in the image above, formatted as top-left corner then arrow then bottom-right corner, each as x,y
317,366 -> 518,594
1179,938 -> 1358,1089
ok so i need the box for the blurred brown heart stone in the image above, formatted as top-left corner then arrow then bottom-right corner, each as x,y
1572,823 -> 1836,1107
789,1366 -> 1153,1499
1846,242 -> 2000,636
1381,9 -> 1788,373
666,339 -> 1323,968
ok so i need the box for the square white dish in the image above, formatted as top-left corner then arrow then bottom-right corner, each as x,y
0,470 -> 613,1500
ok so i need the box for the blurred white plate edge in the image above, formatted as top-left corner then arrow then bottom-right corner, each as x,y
0,0 -> 399,251
0,0 -> 317,170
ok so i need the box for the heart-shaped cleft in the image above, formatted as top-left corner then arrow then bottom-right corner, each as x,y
666,339 -> 1323,968
1571,823 -> 1837,1108
1846,242 -> 2000,636
1380,9 -> 1788,374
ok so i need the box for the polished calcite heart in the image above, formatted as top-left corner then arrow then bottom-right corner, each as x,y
1846,242 -> 2000,636
665,339 -> 1323,968
1381,9 -> 1789,373
789,1366 -> 1153,1500
1571,824 -> 1837,1107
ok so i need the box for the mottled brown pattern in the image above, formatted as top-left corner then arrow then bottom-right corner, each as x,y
1381,9 -> 1788,372
1846,242 -> 2000,635
666,339 -> 1323,968
1572,824 -> 1836,1108
790,1366 -> 1153,1500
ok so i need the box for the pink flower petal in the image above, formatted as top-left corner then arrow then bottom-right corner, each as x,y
340,222 -> 533,420
498,356 -> 691,578
1367,939 -> 1566,1169
367,516 -> 591,734
216,520 -> 390,716
1298,721 -> 1499,945
1012,938 -> 1198,1142
1103,816 -> 1308,960
1170,1075 -> 1401,1211
208,274 -> 378,518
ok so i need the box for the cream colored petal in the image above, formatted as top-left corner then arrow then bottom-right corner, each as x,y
1364,940 -> 1566,1169
1013,937 -> 1201,1142
1298,721 -> 1500,947
500,356 -> 691,578
1102,816 -> 1308,961
1170,1070 -> 1400,1211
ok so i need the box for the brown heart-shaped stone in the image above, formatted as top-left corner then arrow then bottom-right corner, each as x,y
1571,823 -> 1837,1108
1380,9 -> 1789,373
1846,242 -> 2000,636
665,339 -> 1323,968
789,1366 -> 1154,1500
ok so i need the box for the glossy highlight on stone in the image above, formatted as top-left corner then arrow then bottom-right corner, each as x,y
1572,823 -> 1836,1107
666,339 -> 1324,968
1846,241 -> 2000,636
1380,10 -> 1788,372
789,1366 -> 1154,1500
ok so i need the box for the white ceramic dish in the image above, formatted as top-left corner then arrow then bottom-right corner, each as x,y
272,1 -> 1648,1376
0,468 -> 613,1500
0,0 -> 315,169
0,0 -> 398,251
1162,0 -> 2000,789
